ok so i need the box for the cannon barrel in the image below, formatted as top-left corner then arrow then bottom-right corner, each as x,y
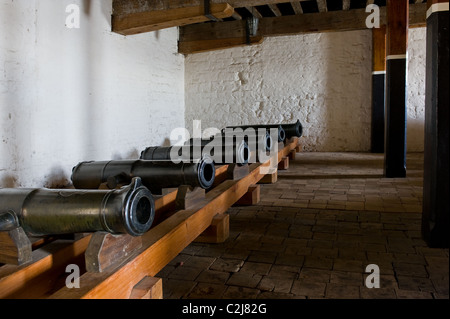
71,157 -> 215,194
218,129 -> 273,153
280,120 -> 303,139
224,124 -> 286,143
0,177 -> 155,237
141,138 -> 250,166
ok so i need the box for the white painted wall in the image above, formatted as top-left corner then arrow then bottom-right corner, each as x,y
185,28 -> 427,153
0,0 -> 185,188
407,27 -> 426,152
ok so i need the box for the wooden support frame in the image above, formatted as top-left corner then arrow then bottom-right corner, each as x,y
278,157 -> 289,170
0,138 -> 300,299
85,233 -> 142,273
129,276 -> 163,299
234,184 -> 260,206
0,228 -> 32,265
194,213 -> 230,243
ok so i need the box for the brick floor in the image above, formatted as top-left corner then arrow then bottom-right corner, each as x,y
156,152 -> 449,299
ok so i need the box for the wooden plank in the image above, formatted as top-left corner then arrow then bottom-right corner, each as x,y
268,4 -> 282,17
113,0 -> 312,15
179,36 -> 264,54
373,25 -> 386,72
343,0 -> 351,10
112,3 -> 234,35
317,0 -> 328,12
386,0 -> 409,56
245,6 -> 263,19
0,236 -> 91,298
232,11 -> 243,20
179,4 -> 427,42
291,2 -> 303,15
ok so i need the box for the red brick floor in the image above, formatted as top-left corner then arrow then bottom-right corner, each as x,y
156,152 -> 449,299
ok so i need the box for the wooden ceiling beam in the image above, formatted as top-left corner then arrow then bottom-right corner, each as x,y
268,4 -> 282,17
317,0 -> 328,12
290,2 -> 304,14
179,36 -> 264,54
179,3 -> 426,44
113,0 -> 311,15
245,6 -> 263,19
343,0 -> 351,11
112,3 -> 234,35
232,11 -> 243,20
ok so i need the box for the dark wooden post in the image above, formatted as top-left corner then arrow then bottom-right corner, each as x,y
371,25 -> 386,153
384,0 -> 408,178
422,0 -> 449,248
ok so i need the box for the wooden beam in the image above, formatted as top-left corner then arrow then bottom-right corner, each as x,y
373,25 -> 387,73
112,3 -> 234,35
179,36 -> 264,54
290,2 -> 303,14
343,0 -> 351,11
268,4 -> 282,17
179,3 -> 426,44
246,6 -> 263,19
232,11 -> 243,20
113,0 -> 311,15
317,0 -> 328,12
386,1 -> 409,56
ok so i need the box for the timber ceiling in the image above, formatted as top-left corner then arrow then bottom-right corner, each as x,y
112,0 -> 428,54
209,1 -> 426,21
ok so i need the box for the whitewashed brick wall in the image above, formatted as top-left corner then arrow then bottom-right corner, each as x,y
0,0 -> 184,188
185,28 -> 426,153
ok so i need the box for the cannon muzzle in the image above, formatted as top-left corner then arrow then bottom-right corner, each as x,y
281,120 -> 303,139
0,177 -> 155,237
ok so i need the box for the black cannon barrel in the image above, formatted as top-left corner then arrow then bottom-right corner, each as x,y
280,120 -> 303,139
219,129 -> 273,153
141,138 -> 250,166
71,157 -> 216,194
224,124 -> 286,143
0,177 -> 155,237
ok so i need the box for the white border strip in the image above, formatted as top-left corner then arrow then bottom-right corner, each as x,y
372,71 -> 386,75
427,3 -> 449,19
386,54 -> 407,60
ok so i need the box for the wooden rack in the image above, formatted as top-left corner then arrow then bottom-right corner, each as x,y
0,137 -> 301,299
